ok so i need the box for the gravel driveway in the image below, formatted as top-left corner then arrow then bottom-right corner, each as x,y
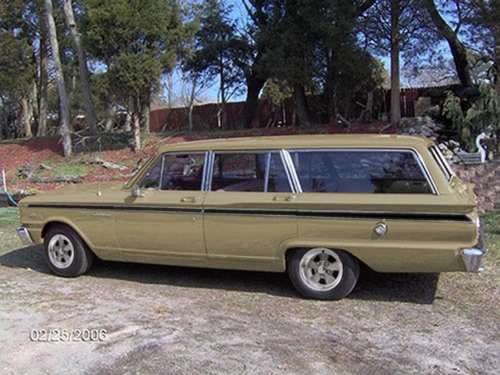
0,214 -> 499,374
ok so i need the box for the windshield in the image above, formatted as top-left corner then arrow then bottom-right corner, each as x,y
124,154 -> 158,189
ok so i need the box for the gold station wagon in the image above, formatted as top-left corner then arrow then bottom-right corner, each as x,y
16,135 -> 486,299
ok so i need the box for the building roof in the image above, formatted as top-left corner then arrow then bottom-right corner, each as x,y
159,134 -> 433,153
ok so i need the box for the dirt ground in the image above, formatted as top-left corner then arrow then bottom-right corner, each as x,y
0,208 -> 499,374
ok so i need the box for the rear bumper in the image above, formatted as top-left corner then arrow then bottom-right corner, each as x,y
16,226 -> 34,246
461,248 -> 486,272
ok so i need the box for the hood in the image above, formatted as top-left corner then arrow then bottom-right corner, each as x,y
19,182 -> 126,206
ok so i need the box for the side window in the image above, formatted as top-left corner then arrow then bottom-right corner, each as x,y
211,152 -> 291,192
160,153 -> 205,191
291,150 -> 432,194
139,158 -> 162,190
139,153 -> 205,191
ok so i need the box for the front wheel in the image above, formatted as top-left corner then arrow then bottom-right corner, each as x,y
287,248 -> 360,300
44,225 -> 94,277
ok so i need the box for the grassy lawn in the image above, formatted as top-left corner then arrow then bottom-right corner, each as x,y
0,208 -> 22,255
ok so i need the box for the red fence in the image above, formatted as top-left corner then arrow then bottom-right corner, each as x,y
150,85 -> 466,132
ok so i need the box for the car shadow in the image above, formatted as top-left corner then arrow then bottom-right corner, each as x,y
0,246 -> 438,304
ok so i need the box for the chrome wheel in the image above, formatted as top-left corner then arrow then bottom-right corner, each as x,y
299,248 -> 343,291
48,234 -> 75,269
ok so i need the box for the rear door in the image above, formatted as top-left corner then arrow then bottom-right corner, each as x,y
203,151 -> 298,266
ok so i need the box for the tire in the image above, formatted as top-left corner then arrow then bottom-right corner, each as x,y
43,225 -> 94,277
287,248 -> 360,300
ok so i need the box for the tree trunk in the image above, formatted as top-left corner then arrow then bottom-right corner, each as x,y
104,102 -> 115,132
62,0 -> 97,134
293,84 -> 311,127
124,111 -> 132,132
132,112 -> 141,151
390,0 -> 401,125
188,102 -> 194,132
242,74 -> 266,128
494,24 -> 500,95
21,97 -> 33,138
45,0 -> 72,157
141,102 -> 151,133
38,3 -> 49,137
423,0 -> 473,87
141,88 -> 151,133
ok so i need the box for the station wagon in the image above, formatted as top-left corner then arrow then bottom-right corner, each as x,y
16,135 -> 486,299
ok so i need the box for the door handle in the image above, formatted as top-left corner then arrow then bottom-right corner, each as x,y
273,195 -> 296,202
181,196 -> 199,203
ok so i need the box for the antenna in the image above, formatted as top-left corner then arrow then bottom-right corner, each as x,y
97,135 -> 102,197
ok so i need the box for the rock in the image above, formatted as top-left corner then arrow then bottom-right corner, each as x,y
29,176 -> 82,184
86,157 -> 127,171
399,116 -> 444,140
38,163 -> 52,171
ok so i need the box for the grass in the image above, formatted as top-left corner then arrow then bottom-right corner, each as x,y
482,211 -> 499,273
0,208 -> 21,255
0,207 -> 19,224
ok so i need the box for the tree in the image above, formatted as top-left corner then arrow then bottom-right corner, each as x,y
390,0 -> 401,124
187,0 -> 246,128
62,0 -> 97,133
460,0 -> 500,93
317,0 -> 379,123
84,0 -> 185,150
240,0 -> 286,128
181,71 -> 207,131
38,0 -> 49,137
362,0 -> 430,124
422,0 -> 473,87
45,0 -> 72,156
0,31 -> 34,139
0,0 -> 39,138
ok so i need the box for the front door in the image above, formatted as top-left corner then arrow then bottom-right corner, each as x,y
115,152 -> 207,262
203,151 -> 297,267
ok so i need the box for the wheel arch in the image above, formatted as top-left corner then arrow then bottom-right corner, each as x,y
41,218 -> 95,251
280,242 -> 369,271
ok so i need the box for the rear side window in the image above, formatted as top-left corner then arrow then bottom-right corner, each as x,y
290,150 -> 433,194
429,145 -> 454,181
211,152 -> 291,192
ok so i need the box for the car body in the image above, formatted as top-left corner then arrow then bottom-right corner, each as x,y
16,134 -> 486,299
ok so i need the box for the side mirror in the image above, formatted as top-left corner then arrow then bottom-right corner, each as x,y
131,184 -> 144,198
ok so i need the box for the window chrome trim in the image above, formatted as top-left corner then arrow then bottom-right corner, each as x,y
264,153 -> 272,193
279,150 -> 297,193
287,147 -> 438,195
281,149 -> 302,193
158,155 -> 166,190
430,145 -> 454,181
207,150 -> 294,193
204,151 -> 215,191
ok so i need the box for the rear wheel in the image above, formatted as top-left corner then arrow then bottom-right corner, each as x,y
44,225 -> 94,277
287,248 -> 359,300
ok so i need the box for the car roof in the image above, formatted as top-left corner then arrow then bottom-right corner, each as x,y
158,134 -> 434,153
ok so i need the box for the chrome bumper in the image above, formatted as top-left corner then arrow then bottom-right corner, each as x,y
16,226 -> 34,246
461,248 -> 486,272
